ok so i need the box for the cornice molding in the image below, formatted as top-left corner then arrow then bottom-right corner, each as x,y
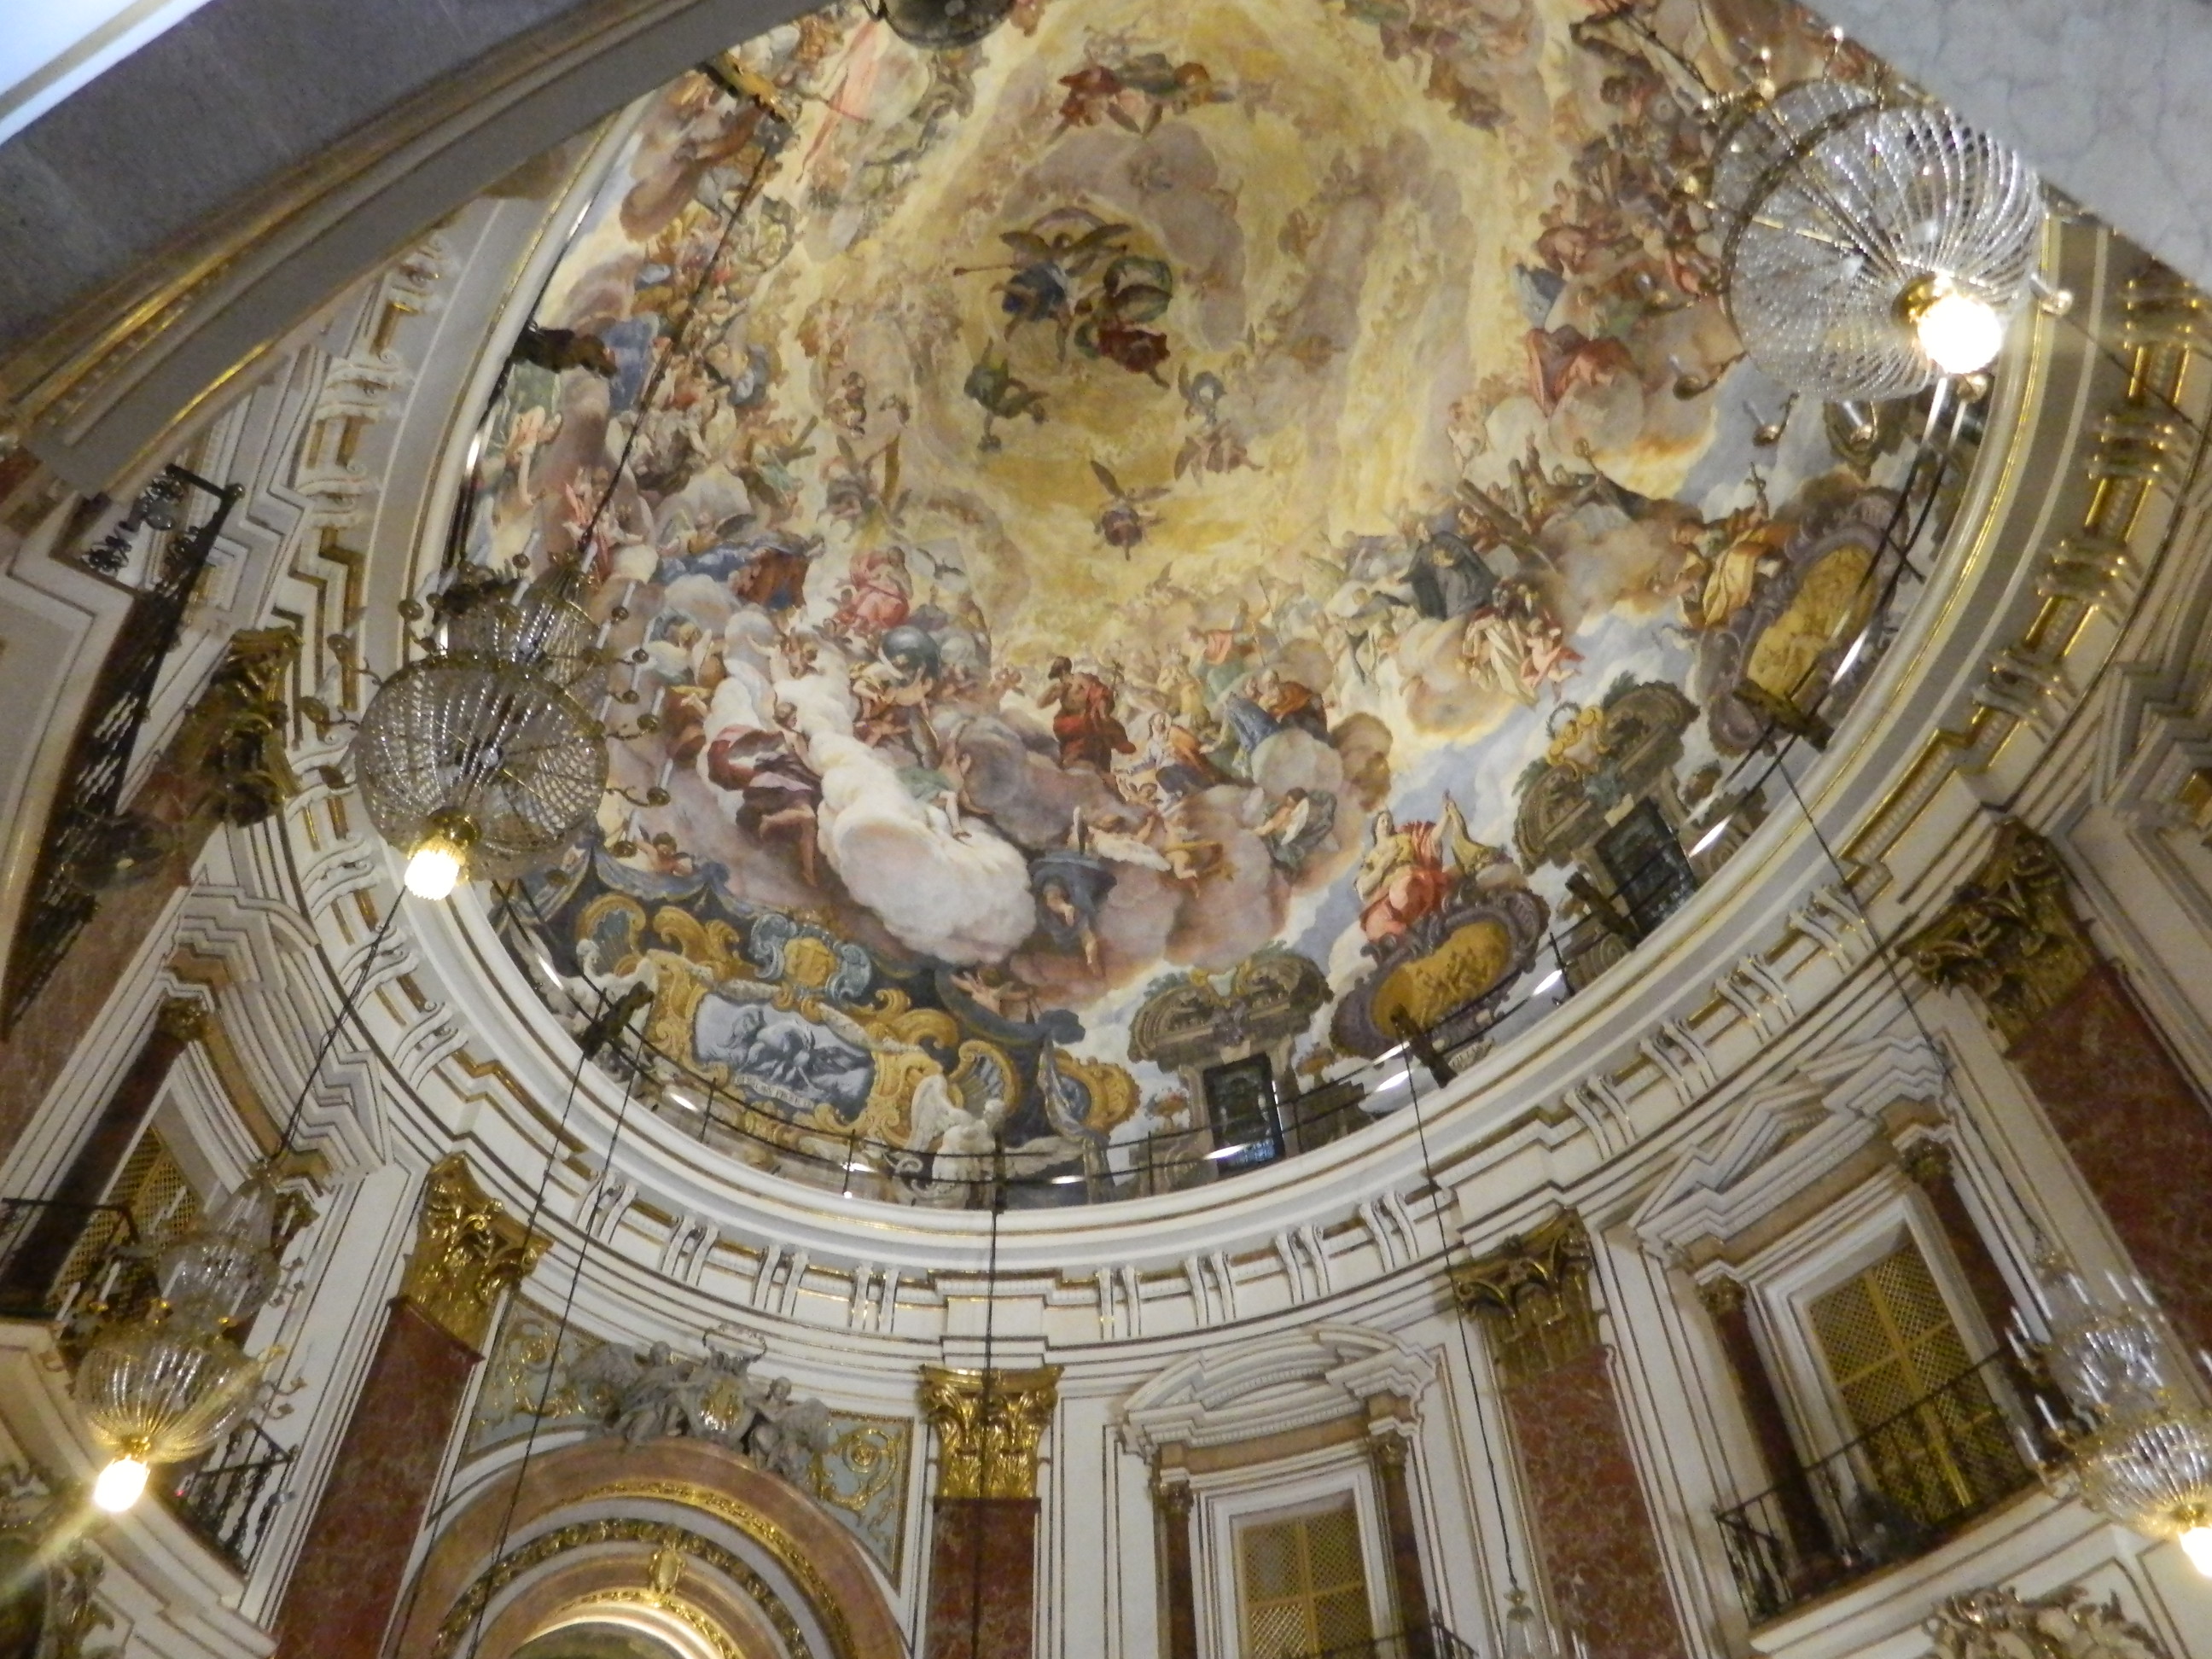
1117,1324 -> 1432,1460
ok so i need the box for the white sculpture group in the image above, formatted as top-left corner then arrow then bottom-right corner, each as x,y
573,1337 -> 835,1487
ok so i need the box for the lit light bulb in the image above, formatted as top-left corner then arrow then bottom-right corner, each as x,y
2180,1524 -> 2212,1578
403,840 -> 463,900
1912,288 -> 2006,376
92,1457 -> 148,1513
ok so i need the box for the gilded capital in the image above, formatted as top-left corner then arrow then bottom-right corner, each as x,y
1695,1273 -> 1746,1319
155,996 -> 211,1044
1900,821 -> 2098,1045
1152,1476 -> 1194,1520
1451,1212 -> 1598,1382
399,1155 -> 548,1350
1900,1137 -> 1954,1191
918,1365 -> 1060,1499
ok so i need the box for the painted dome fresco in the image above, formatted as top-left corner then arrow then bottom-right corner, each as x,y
463,0 -> 1954,1199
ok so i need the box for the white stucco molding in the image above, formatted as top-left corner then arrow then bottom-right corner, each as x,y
1117,1324 -> 1434,1460
1629,1031 -> 1945,1257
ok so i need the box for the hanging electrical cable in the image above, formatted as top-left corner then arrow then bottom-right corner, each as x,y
428,980 -> 653,1659
1389,1043 -> 1566,1659
343,96 -> 783,903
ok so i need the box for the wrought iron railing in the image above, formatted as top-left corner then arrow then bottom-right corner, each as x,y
1714,1353 -> 2045,1624
1284,1620 -> 1483,1659
0,1196 -> 156,1336
2,464 -> 242,1032
167,1417 -> 295,1572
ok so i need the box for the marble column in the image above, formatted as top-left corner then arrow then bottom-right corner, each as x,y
917,1365 -> 1060,1659
1152,1468 -> 1200,1659
271,1156 -> 544,1659
1454,1215 -> 1688,1659
0,996 -> 204,1307
1906,822 -> 2212,1349
1694,1276 -> 1835,1584
1367,1422 -> 1435,1659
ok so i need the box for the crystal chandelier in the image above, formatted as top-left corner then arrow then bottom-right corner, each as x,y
1502,1586 -> 1582,1659
350,560 -> 610,899
73,1167 -> 294,1511
2019,1254 -> 2212,1575
1708,79 -> 2046,399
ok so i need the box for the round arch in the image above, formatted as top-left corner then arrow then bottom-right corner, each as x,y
392,1438 -> 904,1659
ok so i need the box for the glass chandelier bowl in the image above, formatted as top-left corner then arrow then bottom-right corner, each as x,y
70,1167 -> 290,1508
155,1167 -> 284,1330
67,1167 -> 289,1504
73,1315 -> 268,1472
352,559 -> 611,891
437,561 -> 607,703
1710,80 -> 2045,399
879,0 -> 1015,49
2028,1258 -> 2212,1574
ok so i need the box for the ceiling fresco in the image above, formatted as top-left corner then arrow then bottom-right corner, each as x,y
468,0 -> 1946,1198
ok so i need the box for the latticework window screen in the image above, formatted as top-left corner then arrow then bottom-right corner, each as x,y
111,1128 -> 204,1253
1238,1499 -> 1373,1659
1808,1239 -> 2020,1522
51,1127 -> 202,1302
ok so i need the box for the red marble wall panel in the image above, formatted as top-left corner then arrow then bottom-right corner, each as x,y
272,1299 -> 479,1659
923,1497 -> 1037,1659
1503,1347 -> 1687,1659
2009,962 -> 2212,1351
0,871 -> 186,1168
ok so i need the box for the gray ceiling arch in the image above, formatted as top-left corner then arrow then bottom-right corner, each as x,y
0,0 -> 812,490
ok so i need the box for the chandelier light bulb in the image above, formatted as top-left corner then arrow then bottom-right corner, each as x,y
2184,1523 -> 2212,1578
403,841 -> 464,900
91,1457 -> 149,1513
1908,283 -> 2007,376
402,818 -> 475,900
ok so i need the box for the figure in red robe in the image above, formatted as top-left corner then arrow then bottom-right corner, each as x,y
1038,657 -> 1135,771
1354,811 -> 1453,948
828,546 -> 912,643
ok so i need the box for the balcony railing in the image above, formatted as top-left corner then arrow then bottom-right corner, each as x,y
1714,1353 -> 2045,1624
3,464 -> 242,1031
1284,1621 -> 1483,1659
167,1417 -> 296,1572
0,1196 -> 158,1338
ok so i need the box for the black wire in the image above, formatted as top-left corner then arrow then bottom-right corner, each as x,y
964,1157 -> 1005,1659
376,981 -> 633,1655
1394,1047 -> 1528,1607
1773,760 -> 2046,1210
570,134 -> 778,568
453,1001 -> 649,1659
274,900 -> 404,1156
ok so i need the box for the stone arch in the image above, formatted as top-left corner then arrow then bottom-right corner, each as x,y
457,1533 -> 790,1659
392,1438 -> 902,1659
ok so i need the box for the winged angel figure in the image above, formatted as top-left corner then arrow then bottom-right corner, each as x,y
893,1043 -> 1086,1204
568,1336 -> 835,1487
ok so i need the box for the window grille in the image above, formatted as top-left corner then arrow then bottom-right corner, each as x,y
1239,1499 -> 1374,1659
1808,1241 -> 2018,1524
